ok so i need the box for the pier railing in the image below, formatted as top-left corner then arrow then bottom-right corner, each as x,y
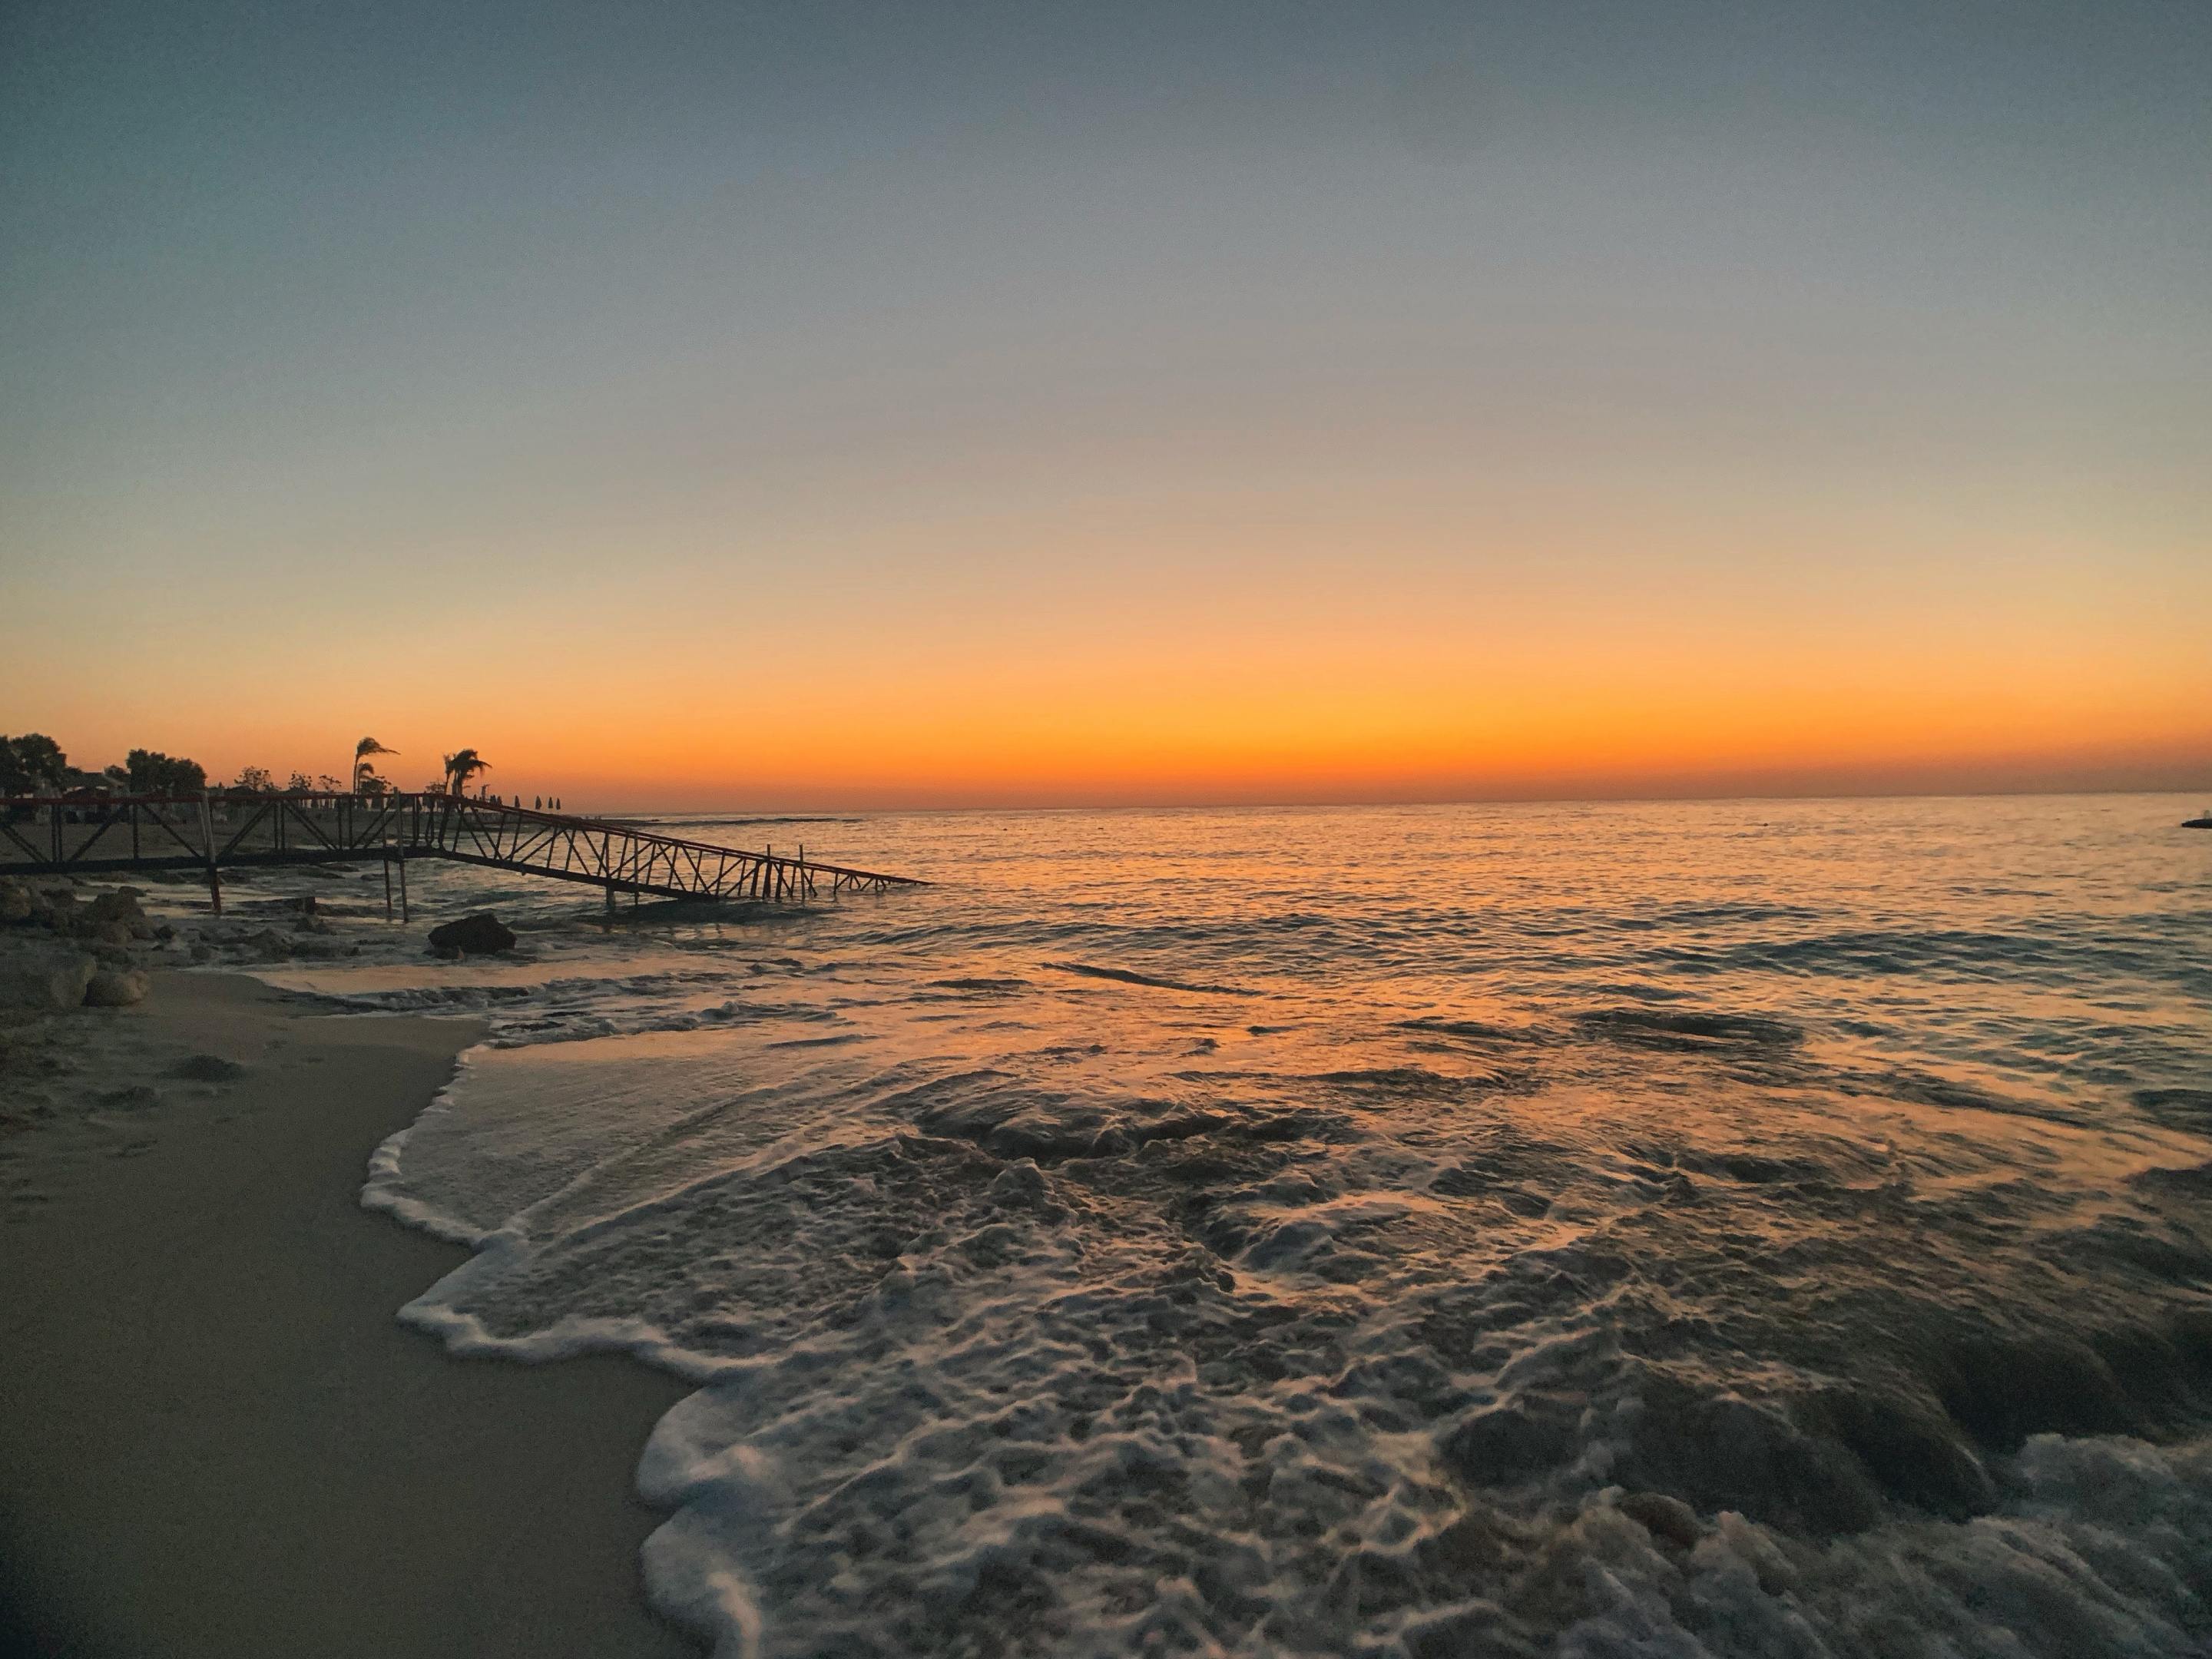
0,792 -> 922,913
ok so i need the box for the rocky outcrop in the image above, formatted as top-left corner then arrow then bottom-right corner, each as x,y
0,944 -> 98,1012
0,881 -> 154,941
84,888 -> 154,940
0,879 -> 66,929
428,912 -> 517,957
0,875 -> 363,982
0,881 -> 163,1014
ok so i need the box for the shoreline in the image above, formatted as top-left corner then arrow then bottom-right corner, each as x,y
0,971 -> 697,1658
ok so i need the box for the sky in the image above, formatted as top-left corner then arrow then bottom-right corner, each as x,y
3,0 -> 2207,810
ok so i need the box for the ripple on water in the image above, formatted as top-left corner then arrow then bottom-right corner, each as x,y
341,797 -> 2211,1657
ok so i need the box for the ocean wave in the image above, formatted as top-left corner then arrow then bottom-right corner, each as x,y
1046,961 -> 1260,996
2135,1088 -> 2212,1134
1392,1015 -> 1546,1047
337,795 -> 2211,1657
1572,1007 -> 1806,1051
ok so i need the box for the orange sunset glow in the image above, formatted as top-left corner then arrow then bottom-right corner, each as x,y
12,515 -> 2206,807
9,10 -> 2212,1659
5,2 -> 2207,810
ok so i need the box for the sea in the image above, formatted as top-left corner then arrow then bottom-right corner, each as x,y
241,794 -> 2211,1659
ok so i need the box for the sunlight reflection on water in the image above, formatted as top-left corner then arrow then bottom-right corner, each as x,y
271,796 -> 2211,1657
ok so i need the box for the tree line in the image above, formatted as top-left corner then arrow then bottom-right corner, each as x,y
0,733 -> 541,804
0,733 -> 206,796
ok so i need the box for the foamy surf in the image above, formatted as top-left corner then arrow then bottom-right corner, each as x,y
318,798 -> 2207,1657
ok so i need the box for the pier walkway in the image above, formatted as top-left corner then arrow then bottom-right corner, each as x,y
0,793 -> 922,915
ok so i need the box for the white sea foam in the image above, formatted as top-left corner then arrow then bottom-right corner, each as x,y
310,799 -> 2212,1657
360,1065 -> 488,1247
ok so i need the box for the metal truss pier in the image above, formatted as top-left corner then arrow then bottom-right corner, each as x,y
0,793 -> 923,917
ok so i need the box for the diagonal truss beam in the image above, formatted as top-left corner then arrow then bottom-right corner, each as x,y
0,793 -> 923,902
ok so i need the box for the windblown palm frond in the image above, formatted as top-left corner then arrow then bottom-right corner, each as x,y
353,736 -> 398,790
442,747 -> 492,796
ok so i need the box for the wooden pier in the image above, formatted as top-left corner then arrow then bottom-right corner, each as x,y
0,793 -> 922,916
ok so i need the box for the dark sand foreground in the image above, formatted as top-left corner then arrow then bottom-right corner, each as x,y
0,973 -> 697,1658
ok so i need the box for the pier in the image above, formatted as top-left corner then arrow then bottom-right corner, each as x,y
0,793 -> 923,917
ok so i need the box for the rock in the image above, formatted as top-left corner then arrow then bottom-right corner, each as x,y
170,1054 -> 245,1082
0,944 -> 98,1012
988,1161 -> 1049,1208
1618,1491 -> 1702,1550
86,889 -> 147,929
84,968 -> 150,1007
1440,1397 -> 1581,1486
91,920 -> 134,948
0,881 -> 31,925
1932,1330 -> 2133,1452
428,912 -> 516,956
1712,1511 -> 1801,1595
1806,1384 -> 1995,1519
1614,1375 -> 1883,1538
80,890 -> 159,943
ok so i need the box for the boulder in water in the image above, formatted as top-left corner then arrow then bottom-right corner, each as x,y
429,912 -> 516,957
1617,1491 -> 1702,1550
987,1161 -> 1049,1208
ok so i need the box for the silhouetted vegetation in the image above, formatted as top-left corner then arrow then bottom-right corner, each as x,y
124,750 -> 207,793
353,736 -> 398,793
442,747 -> 492,797
0,733 -> 205,797
0,733 -> 67,795
2,732 -> 532,804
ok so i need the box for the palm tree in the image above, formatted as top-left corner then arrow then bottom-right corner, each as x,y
442,747 -> 492,797
353,737 -> 398,793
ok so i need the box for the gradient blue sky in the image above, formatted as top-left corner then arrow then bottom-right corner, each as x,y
5,2 -> 2207,807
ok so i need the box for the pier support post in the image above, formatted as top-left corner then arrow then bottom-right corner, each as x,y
198,792 -> 221,916
398,856 -> 409,922
382,853 -> 395,922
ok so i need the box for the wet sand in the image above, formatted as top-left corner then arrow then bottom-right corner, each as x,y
0,972 -> 697,1658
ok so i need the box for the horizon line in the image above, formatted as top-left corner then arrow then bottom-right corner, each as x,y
600,780 -> 2212,819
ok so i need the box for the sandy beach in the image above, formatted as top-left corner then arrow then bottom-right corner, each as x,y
0,971 -> 697,1659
